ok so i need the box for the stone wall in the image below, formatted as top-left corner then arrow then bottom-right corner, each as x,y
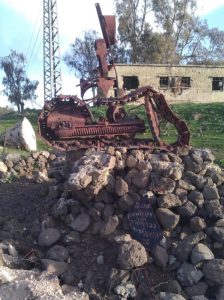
109,64 -> 224,103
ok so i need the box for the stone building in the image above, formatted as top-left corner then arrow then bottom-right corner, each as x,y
110,64 -> 224,103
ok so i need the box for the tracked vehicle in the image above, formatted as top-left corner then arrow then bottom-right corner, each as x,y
38,3 -> 190,151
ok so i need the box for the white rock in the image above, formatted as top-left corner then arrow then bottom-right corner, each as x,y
0,117 -> 36,151
0,162 -> 7,173
0,267 -> 71,300
67,151 -> 115,194
114,282 -> 137,299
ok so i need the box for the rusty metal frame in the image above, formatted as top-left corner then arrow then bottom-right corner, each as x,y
38,3 -> 190,152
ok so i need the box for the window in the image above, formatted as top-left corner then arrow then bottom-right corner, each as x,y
181,77 -> 191,88
212,77 -> 224,91
160,76 -> 191,91
159,76 -> 191,94
123,76 -> 139,90
160,77 -> 169,88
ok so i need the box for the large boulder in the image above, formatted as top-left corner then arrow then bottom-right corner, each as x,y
67,151 -> 116,195
0,117 -> 37,151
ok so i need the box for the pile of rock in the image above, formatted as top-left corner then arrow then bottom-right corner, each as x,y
0,151 -> 62,183
31,147 -> 224,299
1,146 -> 224,299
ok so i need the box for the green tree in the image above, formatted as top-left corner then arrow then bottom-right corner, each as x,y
190,27 -> 224,64
0,50 -> 39,113
64,30 -> 100,97
152,0 -> 224,64
64,31 -> 99,78
115,0 -> 152,63
152,0 -> 203,63
115,0 -> 224,64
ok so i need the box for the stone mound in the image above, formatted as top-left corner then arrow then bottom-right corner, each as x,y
1,147 -> 224,299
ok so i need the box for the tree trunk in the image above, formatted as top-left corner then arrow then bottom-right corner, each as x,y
92,87 -> 96,97
21,102 -> 24,114
17,103 -> 21,113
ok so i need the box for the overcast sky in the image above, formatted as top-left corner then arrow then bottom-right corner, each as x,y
0,0 -> 224,109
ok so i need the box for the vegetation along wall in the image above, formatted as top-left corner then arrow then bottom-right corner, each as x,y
112,64 -> 224,103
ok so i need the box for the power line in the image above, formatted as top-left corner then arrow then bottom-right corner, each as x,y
27,21 -> 43,70
30,98 -> 42,109
27,30 -> 43,72
26,9 -> 42,60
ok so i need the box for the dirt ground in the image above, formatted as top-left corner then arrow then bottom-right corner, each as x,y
0,178 -> 50,246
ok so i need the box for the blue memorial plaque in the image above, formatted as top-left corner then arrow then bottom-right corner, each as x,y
128,196 -> 163,251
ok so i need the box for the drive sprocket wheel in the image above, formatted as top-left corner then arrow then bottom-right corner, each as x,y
106,105 -> 127,122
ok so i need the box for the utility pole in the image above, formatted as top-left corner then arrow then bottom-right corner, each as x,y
43,0 -> 62,101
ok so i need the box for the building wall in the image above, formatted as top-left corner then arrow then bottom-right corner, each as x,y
111,64 -> 224,103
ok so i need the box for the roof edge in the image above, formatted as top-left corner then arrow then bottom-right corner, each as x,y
115,63 -> 224,68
